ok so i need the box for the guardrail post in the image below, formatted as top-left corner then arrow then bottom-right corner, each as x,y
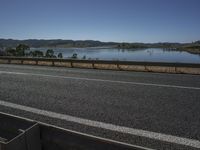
36,60 -> 38,65
92,62 -> 95,69
70,61 -> 73,68
117,62 -> 120,70
144,65 -> 148,71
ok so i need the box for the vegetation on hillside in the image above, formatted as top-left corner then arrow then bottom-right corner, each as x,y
0,39 -> 117,48
177,45 -> 200,54
117,42 -> 200,54
0,44 -> 66,58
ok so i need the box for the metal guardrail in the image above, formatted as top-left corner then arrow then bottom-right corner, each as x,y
0,56 -> 200,75
0,56 -> 200,68
0,112 -> 149,150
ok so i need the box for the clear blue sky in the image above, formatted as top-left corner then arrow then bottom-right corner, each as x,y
0,0 -> 200,43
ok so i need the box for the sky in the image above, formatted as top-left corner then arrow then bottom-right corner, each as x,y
0,0 -> 200,43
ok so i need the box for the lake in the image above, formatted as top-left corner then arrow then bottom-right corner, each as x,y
30,48 -> 200,64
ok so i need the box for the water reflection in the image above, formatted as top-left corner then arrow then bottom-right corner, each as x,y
30,48 -> 200,63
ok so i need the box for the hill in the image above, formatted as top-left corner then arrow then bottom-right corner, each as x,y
0,39 -> 118,48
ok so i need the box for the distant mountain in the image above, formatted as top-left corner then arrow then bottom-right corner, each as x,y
0,38 -> 187,49
0,39 -> 118,48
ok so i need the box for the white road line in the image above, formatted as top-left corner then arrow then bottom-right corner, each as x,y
0,113 -> 152,150
0,63 -> 199,77
0,70 -> 200,90
0,64 -> 97,74
0,100 -> 200,148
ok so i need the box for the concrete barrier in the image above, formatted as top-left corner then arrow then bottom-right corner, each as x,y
145,66 -> 176,73
23,60 -> 37,65
0,113 -> 41,150
10,60 -> 22,64
0,112 -> 147,150
0,56 -> 200,75
53,61 -> 72,67
176,67 -> 200,74
94,63 -> 118,70
72,62 -> 93,69
0,59 -> 9,64
37,61 -> 53,66
119,65 -> 147,72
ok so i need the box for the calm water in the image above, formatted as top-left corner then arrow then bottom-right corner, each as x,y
30,48 -> 200,63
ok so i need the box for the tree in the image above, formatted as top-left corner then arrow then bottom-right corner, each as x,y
0,44 -> 3,49
58,53 -> 63,58
45,49 -> 54,58
195,41 -> 200,44
16,44 -> 30,56
29,50 -> 44,57
5,48 -> 16,56
82,55 -> 86,60
0,49 -> 6,56
71,53 -> 78,59
35,51 -> 44,57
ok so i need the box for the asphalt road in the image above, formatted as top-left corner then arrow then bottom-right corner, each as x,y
0,64 -> 200,149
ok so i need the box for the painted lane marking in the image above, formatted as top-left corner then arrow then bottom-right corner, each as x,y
0,112 -> 152,150
0,100 -> 200,148
0,64 -> 97,74
0,71 -> 200,90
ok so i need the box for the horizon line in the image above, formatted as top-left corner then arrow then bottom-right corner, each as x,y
0,38 -> 199,44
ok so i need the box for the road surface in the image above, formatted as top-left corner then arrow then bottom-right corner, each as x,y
0,64 -> 200,149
